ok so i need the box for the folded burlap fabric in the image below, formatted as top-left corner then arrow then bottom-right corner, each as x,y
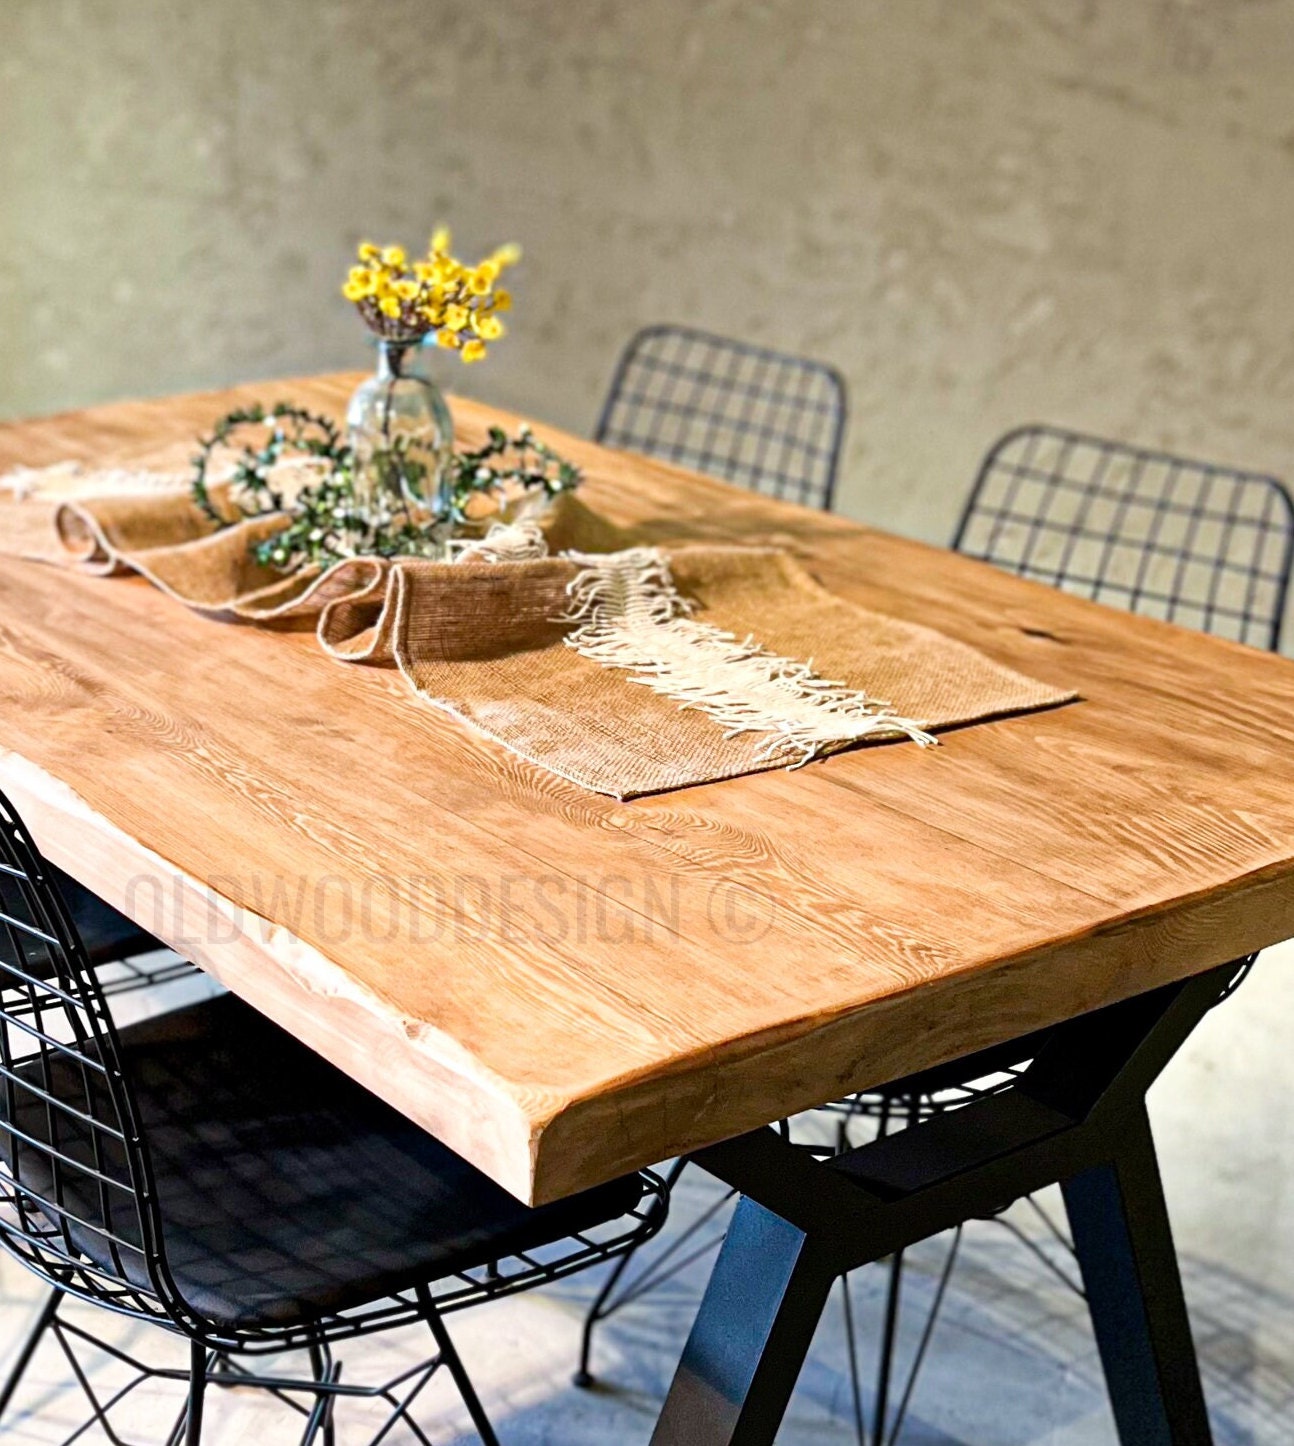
0,478 -> 1076,798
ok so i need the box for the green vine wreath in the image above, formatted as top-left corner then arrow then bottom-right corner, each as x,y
190,405 -> 581,571
191,403 -> 347,527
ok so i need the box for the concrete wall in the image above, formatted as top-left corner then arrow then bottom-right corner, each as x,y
2,0 -> 1293,1302
5,0 -> 1294,560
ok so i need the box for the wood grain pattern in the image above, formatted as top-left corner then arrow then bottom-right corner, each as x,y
2,375 -> 1294,1204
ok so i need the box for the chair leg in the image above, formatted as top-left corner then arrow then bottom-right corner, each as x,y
838,1275 -> 866,1446
184,1340 -> 208,1446
574,1153 -> 692,1388
419,1290 -> 502,1446
870,1248 -> 905,1446
864,1092 -> 920,1446
0,1288 -> 59,1420
307,1340 -> 337,1446
574,1234 -> 638,1388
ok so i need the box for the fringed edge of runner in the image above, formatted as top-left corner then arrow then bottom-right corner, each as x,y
560,547 -> 937,767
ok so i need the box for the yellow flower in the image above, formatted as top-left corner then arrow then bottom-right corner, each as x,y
346,231 -> 516,347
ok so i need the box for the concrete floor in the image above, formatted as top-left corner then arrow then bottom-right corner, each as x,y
0,943 -> 1291,1444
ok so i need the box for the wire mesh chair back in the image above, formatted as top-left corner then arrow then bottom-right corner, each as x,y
0,793 -> 176,1329
954,425 -> 1294,651
595,324 -> 847,510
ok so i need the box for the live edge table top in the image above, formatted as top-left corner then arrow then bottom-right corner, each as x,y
1,374 -> 1293,1205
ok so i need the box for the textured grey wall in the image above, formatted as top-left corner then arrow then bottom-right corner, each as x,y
5,0 -> 1294,551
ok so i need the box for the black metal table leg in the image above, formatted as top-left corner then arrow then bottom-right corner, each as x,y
650,1198 -> 837,1446
1065,1105 -> 1212,1446
649,963 -> 1237,1446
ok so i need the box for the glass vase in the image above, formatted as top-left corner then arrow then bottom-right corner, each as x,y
346,337 -> 453,521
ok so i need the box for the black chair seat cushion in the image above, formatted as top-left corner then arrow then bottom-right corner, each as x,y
0,865 -> 162,975
4,994 -> 644,1332
49,865 -> 164,968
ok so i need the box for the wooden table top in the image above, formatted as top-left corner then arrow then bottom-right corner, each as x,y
2,374 -> 1293,1205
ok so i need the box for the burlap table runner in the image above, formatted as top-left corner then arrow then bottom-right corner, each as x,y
0,481 -> 1075,798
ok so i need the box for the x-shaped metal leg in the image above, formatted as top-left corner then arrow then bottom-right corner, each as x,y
651,963 -> 1236,1446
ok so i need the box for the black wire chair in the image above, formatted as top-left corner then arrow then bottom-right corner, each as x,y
595,324 -> 847,510
576,424 -> 1294,1444
0,788 -> 667,1445
954,424 -> 1294,650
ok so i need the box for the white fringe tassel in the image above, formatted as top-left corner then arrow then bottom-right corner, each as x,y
561,547 -> 937,768
449,519 -> 549,564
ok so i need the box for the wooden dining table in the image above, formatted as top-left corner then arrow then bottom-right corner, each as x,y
2,373 -> 1293,1445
